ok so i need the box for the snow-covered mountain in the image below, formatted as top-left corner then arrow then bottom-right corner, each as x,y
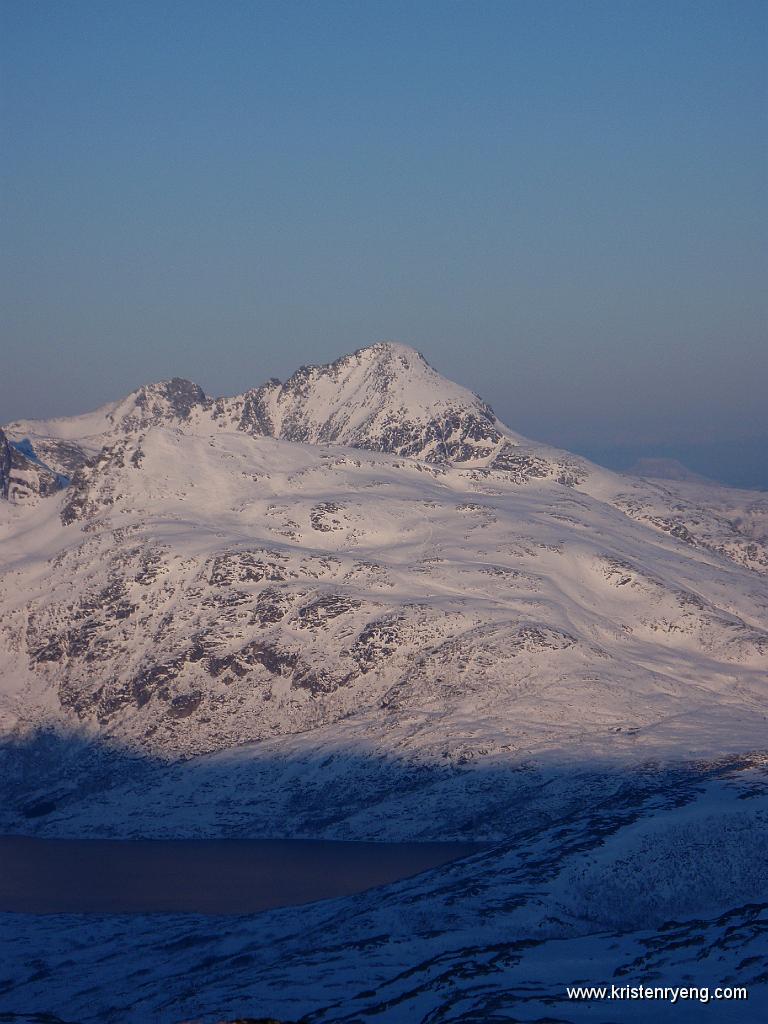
2,342 -> 766,768
1,342 -> 766,1023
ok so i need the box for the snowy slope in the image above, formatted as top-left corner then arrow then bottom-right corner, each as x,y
1,424 -> 766,769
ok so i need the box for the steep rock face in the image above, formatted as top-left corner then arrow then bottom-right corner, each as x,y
0,433 -> 66,505
19,437 -> 91,479
0,428 -> 10,499
9,446 -> 62,504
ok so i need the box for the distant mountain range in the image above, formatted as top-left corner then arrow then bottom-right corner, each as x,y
627,456 -> 716,484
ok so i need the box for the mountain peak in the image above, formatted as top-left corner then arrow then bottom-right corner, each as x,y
129,377 -> 208,414
238,340 -> 506,462
353,340 -> 428,363
107,377 -> 210,433
281,341 -> 432,393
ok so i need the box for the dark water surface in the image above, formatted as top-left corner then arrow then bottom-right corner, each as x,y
0,836 -> 483,914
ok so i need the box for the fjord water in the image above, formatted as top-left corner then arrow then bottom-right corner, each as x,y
0,836 -> 482,914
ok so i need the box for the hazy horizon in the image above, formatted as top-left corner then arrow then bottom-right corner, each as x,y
2,337 -> 765,490
2,1 -> 766,487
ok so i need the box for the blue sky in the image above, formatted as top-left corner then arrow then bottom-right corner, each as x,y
2,1 -> 766,485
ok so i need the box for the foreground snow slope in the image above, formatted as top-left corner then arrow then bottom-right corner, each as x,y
2,761 -> 766,1023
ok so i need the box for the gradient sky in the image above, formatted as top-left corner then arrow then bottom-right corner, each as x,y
2,1 -> 766,485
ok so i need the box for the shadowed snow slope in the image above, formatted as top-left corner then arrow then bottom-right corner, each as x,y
1,755 -> 766,1023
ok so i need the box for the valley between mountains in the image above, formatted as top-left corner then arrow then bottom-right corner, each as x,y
1,342 -> 766,1022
